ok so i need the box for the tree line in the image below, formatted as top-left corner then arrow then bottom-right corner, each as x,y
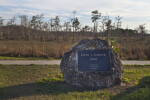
0,10 -> 148,42
0,10 -> 139,32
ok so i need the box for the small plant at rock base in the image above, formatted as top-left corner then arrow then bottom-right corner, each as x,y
110,39 -> 120,56
121,76 -> 130,83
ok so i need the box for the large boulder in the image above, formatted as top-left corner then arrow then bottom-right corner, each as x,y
60,38 -> 123,88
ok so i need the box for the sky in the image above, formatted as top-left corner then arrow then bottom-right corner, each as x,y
0,0 -> 150,31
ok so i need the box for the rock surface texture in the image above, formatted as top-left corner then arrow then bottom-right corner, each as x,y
60,38 -> 123,88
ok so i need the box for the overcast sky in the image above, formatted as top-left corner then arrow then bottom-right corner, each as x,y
0,0 -> 150,30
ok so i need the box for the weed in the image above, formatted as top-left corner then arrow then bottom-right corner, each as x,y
121,76 -> 130,83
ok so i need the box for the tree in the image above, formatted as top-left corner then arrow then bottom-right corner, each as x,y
72,10 -> 77,32
43,22 -> 49,31
53,16 -> 60,31
6,17 -> 17,39
91,10 -> 101,32
105,16 -> 112,40
0,17 -> 4,26
0,17 -> 4,40
7,16 -> 17,25
30,16 -> 38,29
137,24 -> 147,44
82,25 -> 90,32
100,16 -> 107,32
115,16 -> 122,36
36,14 -> 44,42
73,18 -> 80,32
19,15 -> 29,40
49,18 -> 54,32
19,15 -> 28,27
64,21 -> 71,32
115,16 -> 122,29
36,14 -> 44,30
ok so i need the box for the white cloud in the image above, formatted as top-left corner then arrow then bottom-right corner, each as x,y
80,11 -> 91,16
0,0 -> 150,30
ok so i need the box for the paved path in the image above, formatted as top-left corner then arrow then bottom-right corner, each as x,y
0,60 -> 150,65
121,60 -> 150,65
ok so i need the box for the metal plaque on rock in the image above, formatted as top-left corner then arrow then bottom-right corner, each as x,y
78,50 -> 111,71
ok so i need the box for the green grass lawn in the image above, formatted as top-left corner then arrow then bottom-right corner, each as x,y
0,65 -> 150,100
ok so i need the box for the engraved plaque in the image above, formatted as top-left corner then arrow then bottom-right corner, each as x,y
78,50 -> 110,71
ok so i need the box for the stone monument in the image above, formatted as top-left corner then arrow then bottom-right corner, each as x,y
60,38 -> 123,88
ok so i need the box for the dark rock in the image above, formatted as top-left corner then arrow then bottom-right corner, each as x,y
60,38 -> 123,88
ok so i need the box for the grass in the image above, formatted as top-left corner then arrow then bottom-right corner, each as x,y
121,65 -> 150,84
0,65 -> 150,100
0,40 -> 76,59
0,36 -> 150,60
0,56 -> 61,60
